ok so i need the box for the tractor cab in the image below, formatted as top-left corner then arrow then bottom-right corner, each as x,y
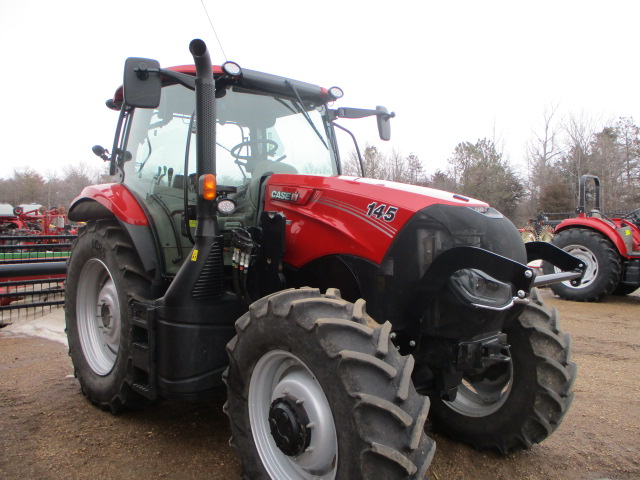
97,64 -> 388,276
118,75 -> 335,273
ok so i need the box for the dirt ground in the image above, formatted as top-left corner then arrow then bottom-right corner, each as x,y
1,289 -> 638,480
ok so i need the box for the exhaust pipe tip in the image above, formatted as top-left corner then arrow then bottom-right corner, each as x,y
189,38 -> 207,58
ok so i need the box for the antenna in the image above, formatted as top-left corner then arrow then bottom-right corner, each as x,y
200,0 -> 228,61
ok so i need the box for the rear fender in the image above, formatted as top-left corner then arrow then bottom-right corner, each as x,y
555,218 -> 629,256
68,184 -> 159,275
68,184 -> 148,226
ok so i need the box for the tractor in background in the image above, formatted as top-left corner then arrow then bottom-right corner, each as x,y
543,175 -> 640,301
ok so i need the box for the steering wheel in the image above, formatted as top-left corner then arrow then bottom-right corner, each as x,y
623,207 -> 640,225
230,140 -> 279,162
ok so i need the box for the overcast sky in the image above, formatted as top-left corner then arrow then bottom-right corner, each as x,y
1,0 -> 639,181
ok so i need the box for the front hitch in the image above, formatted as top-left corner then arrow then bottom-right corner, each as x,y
404,243 -> 585,326
525,241 -> 586,287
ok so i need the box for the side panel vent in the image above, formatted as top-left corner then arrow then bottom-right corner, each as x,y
192,238 -> 224,300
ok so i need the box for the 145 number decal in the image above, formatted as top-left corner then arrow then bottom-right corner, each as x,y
366,202 -> 398,222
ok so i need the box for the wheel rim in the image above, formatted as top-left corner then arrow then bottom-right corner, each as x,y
555,244 -> 598,289
249,350 -> 337,479
444,361 -> 513,417
76,258 -> 121,376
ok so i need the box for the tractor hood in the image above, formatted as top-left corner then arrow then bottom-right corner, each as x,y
262,173 -> 493,267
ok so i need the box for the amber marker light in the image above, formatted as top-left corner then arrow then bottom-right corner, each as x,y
199,174 -> 217,200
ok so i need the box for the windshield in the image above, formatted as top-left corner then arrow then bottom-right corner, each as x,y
123,83 -> 337,196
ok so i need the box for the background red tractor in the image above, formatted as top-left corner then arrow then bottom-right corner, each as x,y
543,175 -> 640,301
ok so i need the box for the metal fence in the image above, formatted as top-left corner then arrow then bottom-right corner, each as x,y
0,235 -> 74,326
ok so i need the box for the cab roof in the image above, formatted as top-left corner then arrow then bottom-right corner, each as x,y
111,64 -> 333,110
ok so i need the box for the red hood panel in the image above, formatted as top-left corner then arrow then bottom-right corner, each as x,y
264,174 -> 487,267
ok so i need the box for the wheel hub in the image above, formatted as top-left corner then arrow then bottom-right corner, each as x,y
77,258 -> 121,376
557,245 -> 598,289
249,350 -> 338,478
268,395 -> 311,457
100,303 -> 112,328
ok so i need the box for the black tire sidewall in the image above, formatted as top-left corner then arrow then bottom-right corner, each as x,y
65,220 -> 143,407
226,318 -> 366,479
612,282 -> 639,296
428,317 -> 537,444
544,228 -> 621,301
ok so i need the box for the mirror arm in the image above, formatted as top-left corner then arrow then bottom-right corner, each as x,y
158,69 -> 196,90
132,68 -> 197,91
333,107 -> 395,121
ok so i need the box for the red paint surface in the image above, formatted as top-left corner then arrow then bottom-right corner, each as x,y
70,184 -> 148,226
264,174 -> 487,267
555,216 -> 640,257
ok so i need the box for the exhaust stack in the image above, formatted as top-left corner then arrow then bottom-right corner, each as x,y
162,39 -> 224,307
189,39 -> 219,237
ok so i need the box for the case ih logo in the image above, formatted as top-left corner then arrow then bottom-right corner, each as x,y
271,190 -> 300,202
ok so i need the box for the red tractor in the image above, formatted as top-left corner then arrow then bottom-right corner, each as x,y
66,39 -> 584,479
543,175 -> 640,301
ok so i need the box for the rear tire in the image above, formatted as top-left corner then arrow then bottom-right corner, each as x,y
612,282 -> 639,296
543,228 -> 621,301
65,219 -> 154,412
428,289 -> 576,454
224,287 -> 435,479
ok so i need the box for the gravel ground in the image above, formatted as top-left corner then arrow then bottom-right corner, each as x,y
0,288 -> 638,480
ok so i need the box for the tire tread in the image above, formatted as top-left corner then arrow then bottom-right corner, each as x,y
224,287 -> 435,479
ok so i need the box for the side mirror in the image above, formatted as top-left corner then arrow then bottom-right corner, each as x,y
332,106 -> 395,141
123,57 -> 161,108
376,106 -> 392,141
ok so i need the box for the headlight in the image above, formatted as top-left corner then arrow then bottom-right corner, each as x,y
450,269 -> 513,310
467,206 -> 504,218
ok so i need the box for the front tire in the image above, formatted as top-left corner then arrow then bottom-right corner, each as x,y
224,288 -> 435,479
428,289 -> 576,454
65,219 -> 154,412
543,228 -> 621,301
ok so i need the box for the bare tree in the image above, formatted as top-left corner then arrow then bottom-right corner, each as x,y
386,149 -> 407,183
525,104 -> 562,208
614,117 -> 640,195
405,153 -> 425,185
342,144 -> 386,179
558,111 -> 603,198
58,161 -> 104,208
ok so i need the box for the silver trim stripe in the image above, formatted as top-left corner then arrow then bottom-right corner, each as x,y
313,197 -> 397,238
320,197 -> 398,235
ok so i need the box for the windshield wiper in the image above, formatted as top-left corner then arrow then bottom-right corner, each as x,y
284,80 -> 329,150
